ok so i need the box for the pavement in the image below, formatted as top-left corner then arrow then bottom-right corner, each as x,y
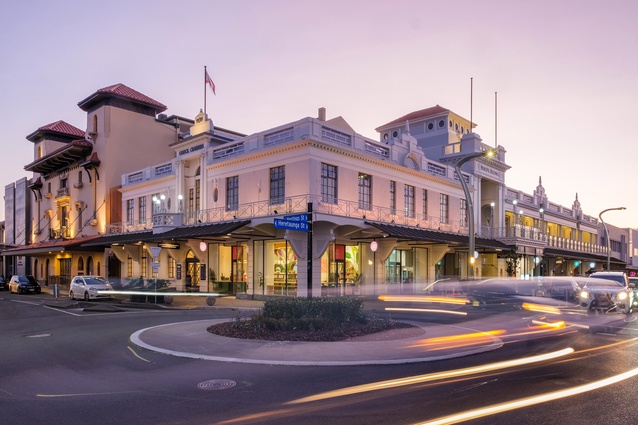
38,285 -> 579,367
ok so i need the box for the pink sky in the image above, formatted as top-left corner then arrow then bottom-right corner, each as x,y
1,0 -> 636,228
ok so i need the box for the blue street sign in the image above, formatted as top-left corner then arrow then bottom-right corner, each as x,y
274,218 -> 309,232
283,213 -> 308,222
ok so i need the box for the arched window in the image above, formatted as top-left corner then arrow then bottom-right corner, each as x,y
87,256 -> 94,275
78,257 -> 84,275
92,115 -> 98,133
97,262 -> 101,276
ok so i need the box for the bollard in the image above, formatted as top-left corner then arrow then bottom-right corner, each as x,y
53,283 -> 59,300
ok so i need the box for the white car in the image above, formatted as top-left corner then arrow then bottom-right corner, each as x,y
69,276 -> 114,301
579,276 -> 633,314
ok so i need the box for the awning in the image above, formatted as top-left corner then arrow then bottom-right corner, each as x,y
543,247 -> 626,266
1,235 -> 103,256
365,222 -> 510,250
81,220 -> 251,247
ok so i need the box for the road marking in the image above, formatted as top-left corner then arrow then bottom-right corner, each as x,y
11,299 -> 41,306
128,346 -> 151,363
37,390 -> 142,398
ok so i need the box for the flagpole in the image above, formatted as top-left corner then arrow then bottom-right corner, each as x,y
204,66 -> 207,116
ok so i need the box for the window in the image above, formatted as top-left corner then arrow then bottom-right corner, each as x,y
138,196 -> 146,224
168,256 -> 176,278
321,163 -> 338,204
78,171 -> 83,185
422,189 -> 428,218
141,251 -> 147,278
440,194 -> 449,224
152,193 -> 160,215
127,256 -> 133,278
390,181 -> 396,215
60,177 -> 68,189
195,179 -> 201,212
226,176 -> 239,211
126,199 -> 134,225
92,115 -> 98,133
358,173 -> 372,210
404,185 -> 415,218
270,166 -> 285,205
460,198 -> 468,227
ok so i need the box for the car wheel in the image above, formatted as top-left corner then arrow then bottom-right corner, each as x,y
69,291 -> 74,300
84,292 -> 90,301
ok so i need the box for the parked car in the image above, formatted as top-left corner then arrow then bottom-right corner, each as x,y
579,276 -> 633,314
0,276 -> 7,291
8,275 -> 42,294
69,276 -> 114,301
540,276 -> 583,302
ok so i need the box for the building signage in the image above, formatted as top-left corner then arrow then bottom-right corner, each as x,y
159,242 -> 180,249
178,144 -> 204,156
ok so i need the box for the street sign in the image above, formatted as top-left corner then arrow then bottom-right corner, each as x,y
274,218 -> 309,232
283,213 -> 308,222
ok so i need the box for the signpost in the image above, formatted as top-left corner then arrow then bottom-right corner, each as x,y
273,207 -> 313,298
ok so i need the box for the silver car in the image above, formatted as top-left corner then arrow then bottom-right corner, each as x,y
579,276 -> 633,314
69,276 -> 114,301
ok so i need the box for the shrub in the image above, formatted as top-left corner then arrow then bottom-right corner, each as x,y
250,297 -> 367,332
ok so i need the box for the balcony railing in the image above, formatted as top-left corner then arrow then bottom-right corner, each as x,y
107,195 -> 608,258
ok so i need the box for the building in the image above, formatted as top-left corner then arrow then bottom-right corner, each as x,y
2,84 -> 186,286
2,84 -> 631,295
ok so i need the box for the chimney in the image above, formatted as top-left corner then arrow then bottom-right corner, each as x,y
318,107 -> 326,121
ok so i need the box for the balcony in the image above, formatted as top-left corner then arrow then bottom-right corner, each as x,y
49,227 -> 71,240
56,187 -> 70,199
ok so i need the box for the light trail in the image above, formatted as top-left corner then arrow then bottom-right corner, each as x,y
378,295 -> 469,305
385,307 -> 467,316
415,366 -> 638,425
286,348 -> 574,404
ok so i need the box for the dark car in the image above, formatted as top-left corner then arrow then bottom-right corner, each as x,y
8,275 -> 42,294
0,276 -> 7,291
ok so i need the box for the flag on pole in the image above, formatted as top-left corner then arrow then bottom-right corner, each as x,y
205,69 -> 216,95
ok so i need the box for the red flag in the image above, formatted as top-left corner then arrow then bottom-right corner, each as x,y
205,70 -> 216,95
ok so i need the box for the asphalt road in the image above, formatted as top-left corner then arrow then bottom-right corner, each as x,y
3,291 -> 638,425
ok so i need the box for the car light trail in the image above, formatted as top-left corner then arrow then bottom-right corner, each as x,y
384,307 -> 468,316
415,366 -> 638,425
406,330 -> 504,351
521,302 -> 561,314
378,295 -> 469,305
286,348 -> 574,404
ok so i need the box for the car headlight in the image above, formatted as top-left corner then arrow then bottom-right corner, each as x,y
580,291 -> 589,299
89,287 -> 98,291
618,292 -> 628,300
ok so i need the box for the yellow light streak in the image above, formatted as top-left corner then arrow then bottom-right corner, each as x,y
521,302 -> 561,314
415,366 -> 638,425
385,307 -> 467,316
406,330 -> 504,350
287,348 -> 574,405
378,295 -> 469,305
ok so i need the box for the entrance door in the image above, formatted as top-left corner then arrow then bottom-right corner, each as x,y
186,257 -> 200,292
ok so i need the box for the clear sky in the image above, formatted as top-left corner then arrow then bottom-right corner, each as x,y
1,0 -> 636,228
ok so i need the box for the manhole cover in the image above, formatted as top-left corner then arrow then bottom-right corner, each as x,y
197,379 -> 237,391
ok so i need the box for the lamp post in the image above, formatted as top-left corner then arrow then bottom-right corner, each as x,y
454,149 -> 494,279
599,206 -> 626,271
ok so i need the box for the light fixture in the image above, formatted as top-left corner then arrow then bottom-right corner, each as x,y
370,241 -> 378,252
199,241 -> 207,251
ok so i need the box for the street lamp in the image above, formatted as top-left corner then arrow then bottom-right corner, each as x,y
599,206 -> 626,271
454,149 -> 494,279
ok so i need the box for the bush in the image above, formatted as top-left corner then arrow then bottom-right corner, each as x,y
248,297 -> 367,332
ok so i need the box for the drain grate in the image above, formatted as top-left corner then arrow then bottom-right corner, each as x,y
197,379 -> 237,391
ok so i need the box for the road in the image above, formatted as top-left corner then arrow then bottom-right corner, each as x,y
3,291 -> 638,425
